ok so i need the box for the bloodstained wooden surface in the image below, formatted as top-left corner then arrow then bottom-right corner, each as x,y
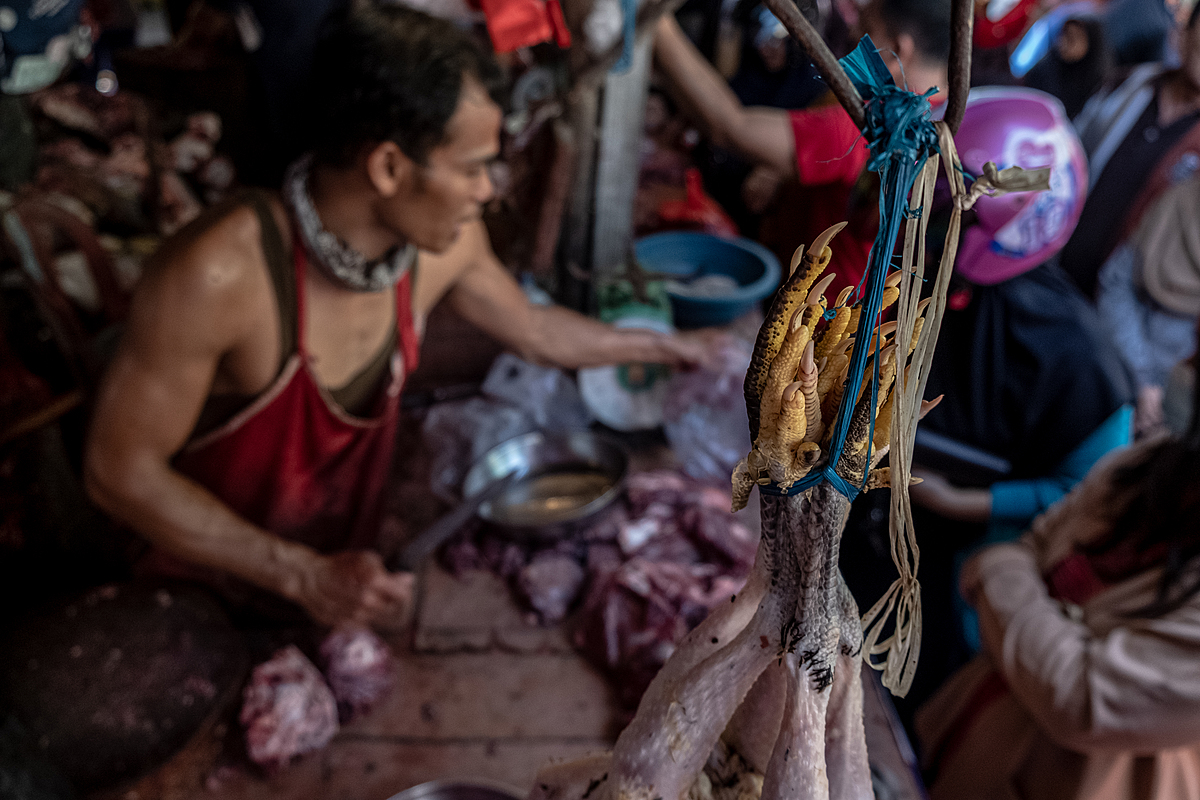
181,581 -> 621,800
177,530 -> 923,800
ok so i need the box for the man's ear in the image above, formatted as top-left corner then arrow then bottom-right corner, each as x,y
364,141 -> 415,198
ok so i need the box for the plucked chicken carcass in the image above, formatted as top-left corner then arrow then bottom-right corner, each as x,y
527,112 -> 1046,800
530,221 -> 941,800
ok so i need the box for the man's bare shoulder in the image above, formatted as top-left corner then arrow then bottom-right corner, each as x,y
136,197 -> 287,331
122,196 -> 289,366
147,197 -> 282,294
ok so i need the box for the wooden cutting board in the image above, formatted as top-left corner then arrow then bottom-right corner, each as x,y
3,581 -> 248,794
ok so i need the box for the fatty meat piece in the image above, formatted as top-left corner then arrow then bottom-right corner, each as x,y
320,627 -> 396,723
574,557 -> 748,709
625,471 -> 690,515
239,646 -> 338,771
518,553 -> 587,623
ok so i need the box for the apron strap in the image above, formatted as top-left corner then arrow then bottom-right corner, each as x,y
292,232 -> 309,356
393,268 -> 421,376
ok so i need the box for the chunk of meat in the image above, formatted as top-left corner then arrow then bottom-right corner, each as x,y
320,627 -> 395,723
240,646 -> 338,772
519,554 -> 587,623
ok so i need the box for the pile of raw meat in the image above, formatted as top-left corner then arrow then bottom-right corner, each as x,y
30,84 -> 234,238
239,627 -> 394,772
442,470 -> 758,708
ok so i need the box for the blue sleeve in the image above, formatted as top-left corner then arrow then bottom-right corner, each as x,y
989,405 -> 1134,524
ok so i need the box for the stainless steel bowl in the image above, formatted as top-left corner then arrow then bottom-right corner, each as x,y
386,780 -> 526,800
461,430 -> 628,539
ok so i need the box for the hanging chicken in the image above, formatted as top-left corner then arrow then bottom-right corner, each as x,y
530,218 -> 936,800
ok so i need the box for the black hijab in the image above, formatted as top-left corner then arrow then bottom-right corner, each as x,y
1023,17 -> 1113,119
921,263 -> 1134,480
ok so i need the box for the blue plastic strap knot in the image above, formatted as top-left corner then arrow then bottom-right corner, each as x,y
760,464 -> 863,501
780,36 -> 938,503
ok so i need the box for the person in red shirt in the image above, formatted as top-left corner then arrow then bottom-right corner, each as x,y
653,0 -> 951,297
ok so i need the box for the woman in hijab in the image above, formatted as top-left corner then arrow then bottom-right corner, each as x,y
1097,175 -> 1200,436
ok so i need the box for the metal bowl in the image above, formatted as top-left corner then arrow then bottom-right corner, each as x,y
386,780 -> 526,800
461,430 -> 628,539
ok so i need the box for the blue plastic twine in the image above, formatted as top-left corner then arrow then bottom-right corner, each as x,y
763,36 -> 939,503
613,0 -> 638,72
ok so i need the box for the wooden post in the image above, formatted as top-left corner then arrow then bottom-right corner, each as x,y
590,35 -> 653,288
558,84 -> 601,312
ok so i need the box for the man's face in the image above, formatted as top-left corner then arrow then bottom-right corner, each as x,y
1055,21 -> 1089,64
758,36 -> 789,73
379,77 -> 502,254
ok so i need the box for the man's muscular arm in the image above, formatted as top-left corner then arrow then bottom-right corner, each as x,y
439,222 -> 717,369
85,209 -> 409,626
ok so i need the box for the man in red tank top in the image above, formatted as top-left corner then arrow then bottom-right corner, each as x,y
84,5 -> 712,629
651,0 -> 950,298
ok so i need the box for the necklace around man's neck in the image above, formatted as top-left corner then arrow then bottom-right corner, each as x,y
283,154 -> 415,293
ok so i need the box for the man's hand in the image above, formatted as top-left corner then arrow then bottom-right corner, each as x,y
291,550 -> 414,628
742,165 -> 785,214
909,468 -> 992,523
659,329 -> 733,370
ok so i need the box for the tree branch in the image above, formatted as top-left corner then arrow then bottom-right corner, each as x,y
944,0 -> 974,134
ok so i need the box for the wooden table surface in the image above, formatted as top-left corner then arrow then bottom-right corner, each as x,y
174,382 -> 925,800
179,550 -> 925,800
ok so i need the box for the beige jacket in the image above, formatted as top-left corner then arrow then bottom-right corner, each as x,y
916,439 -> 1200,800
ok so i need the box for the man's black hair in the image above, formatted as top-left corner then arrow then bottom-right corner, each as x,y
1191,1 -> 1200,31
309,4 -> 505,167
877,0 -> 952,63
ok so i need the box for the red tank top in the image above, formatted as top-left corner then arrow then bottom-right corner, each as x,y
172,234 -> 421,554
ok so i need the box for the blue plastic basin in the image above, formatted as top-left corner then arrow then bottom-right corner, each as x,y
634,232 -> 781,328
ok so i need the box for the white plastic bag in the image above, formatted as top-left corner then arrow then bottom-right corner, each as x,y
422,354 -> 594,500
662,339 -> 753,482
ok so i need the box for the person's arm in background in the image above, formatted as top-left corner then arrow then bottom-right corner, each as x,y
444,222 -> 720,369
961,485 -> 1200,751
912,406 -> 1134,525
988,405 -> 1134,525
652,14 -> 797,177
907,470 -> 991,522
1096,243 -> 1167,434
